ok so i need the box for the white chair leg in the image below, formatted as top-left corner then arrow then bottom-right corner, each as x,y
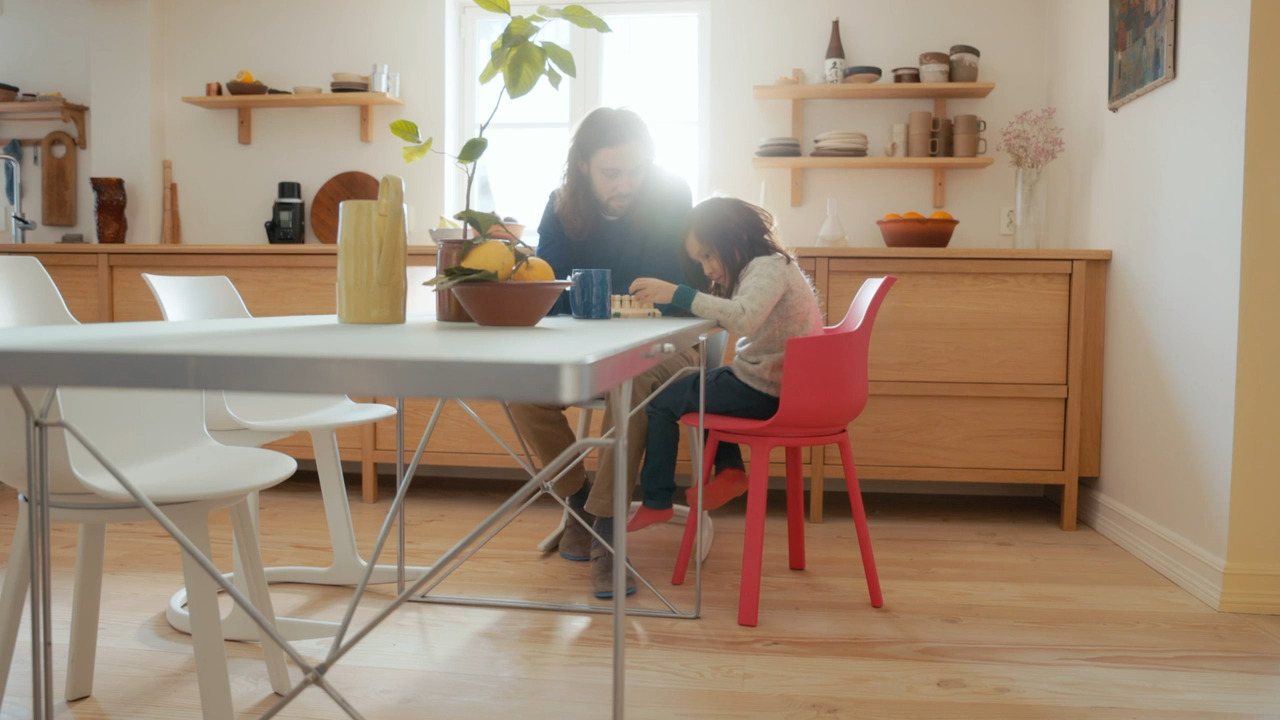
64,523 -> 105,702
575,408 -> 593,440
169,506 -> 234,720
0,501 -> 32,712
229,501 -> 290,696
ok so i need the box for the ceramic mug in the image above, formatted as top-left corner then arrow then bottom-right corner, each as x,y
954,133 -> 987,157
954,114 -> 986,134
908,133 -> 937,158
932,118 -> 953,157
908,111 -> 933,137
570,268 -> 612,319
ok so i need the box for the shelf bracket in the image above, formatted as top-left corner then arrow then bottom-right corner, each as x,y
933,98 -> 947,208
238,108 -> 251,145
360,106 -> 372,143
59,104 -> 88,149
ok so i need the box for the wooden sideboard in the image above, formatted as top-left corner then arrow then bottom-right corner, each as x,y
1,244 -> 1109,529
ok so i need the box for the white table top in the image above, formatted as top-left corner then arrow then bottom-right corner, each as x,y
0,314 -> 716,404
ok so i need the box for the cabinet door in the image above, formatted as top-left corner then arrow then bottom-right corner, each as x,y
25,254 -> 103,323
111,262 -> 340,321
827,259 -> 1071,384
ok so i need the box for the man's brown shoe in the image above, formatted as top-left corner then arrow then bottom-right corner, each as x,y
558,510 -> 596,561
591,542 -> 638,599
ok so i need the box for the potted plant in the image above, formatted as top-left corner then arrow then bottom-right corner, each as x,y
392,1 -> 610,315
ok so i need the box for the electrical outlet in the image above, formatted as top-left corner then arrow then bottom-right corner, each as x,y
999,206 -> 1016,235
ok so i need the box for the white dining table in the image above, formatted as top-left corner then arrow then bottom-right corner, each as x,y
0,312 -> 716,720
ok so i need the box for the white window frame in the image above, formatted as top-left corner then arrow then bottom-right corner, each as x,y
453,0 -> 711,221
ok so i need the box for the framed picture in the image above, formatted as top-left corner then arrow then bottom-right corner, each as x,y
1108,0 -> 1177,111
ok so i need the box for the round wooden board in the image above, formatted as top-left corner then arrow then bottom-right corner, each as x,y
310,171 -> 379,244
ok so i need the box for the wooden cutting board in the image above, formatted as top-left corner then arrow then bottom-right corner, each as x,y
310,171 -> 379,244
41,131 -> 77,227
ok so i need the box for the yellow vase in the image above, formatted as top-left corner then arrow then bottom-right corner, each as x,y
337,175 -> 407,324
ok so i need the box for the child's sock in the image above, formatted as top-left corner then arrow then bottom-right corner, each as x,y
627,505 -> 674,532
689,468 -> 750,511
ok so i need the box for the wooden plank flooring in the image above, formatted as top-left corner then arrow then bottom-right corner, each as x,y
1,477 -> 1278,719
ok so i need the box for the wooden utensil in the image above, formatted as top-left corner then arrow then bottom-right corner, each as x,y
40,130 -> 77,226
162,160 -> 173,244
171,182 -> 182,243
311,171 -> 379,244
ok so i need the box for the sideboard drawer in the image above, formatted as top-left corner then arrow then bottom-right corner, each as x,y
828,259 -> 1070,385
852,394 -> 1065,471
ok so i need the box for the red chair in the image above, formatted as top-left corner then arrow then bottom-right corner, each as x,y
673,276 -> 895,626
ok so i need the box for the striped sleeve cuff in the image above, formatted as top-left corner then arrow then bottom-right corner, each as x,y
671,284 -> 698,312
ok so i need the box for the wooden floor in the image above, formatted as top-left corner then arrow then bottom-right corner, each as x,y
1,475 -> 1278,719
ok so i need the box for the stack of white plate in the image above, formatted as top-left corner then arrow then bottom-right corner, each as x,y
755,136 -> 801,157
812,131 -> 869,157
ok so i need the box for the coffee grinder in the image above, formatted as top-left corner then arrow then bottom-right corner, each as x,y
264,181 -> 305,243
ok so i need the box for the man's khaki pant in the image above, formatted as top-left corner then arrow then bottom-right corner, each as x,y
509,347 -> 699,518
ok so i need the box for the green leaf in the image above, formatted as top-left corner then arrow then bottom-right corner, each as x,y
454,209 -> 502,236
545,65 -> 562,90
479,58 -> 501,84
505,16 -> 539,42
473,0 -> 510,15
389,119 -> 422,144
425,265 -> 501,288
537,5 -> 564,18
402,140 -> 433,164
562,5 -> 610,32
456,137 -> 489,163
503,42 -> 546,99
541,40 -> 575,77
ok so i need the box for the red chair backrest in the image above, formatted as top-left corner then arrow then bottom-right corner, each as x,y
767,276 -> 896,432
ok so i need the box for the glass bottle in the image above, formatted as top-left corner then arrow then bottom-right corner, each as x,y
825,18 -> 846,84
816,198 -> 847,247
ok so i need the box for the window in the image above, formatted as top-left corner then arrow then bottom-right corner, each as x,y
459,2 -> 709,245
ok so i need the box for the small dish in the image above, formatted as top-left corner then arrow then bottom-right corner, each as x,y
843,66 -> 882,83
292,86 -> 324,95
225,81 -> 269,95
332,72 -> 365,83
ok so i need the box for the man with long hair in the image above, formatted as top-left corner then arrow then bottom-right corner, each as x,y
510,107 -> 699,598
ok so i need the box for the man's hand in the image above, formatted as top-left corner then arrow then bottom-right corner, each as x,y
629,278 -> 677,305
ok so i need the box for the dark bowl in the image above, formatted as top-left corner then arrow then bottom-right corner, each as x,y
449,280 -> 573,326
875,218 -> 959,248
225,81 -> 269,95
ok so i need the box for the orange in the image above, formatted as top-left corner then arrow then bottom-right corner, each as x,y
512,257 -> 554,282
930,211 -> 954,220
902,211 -> 925,219
882,213 -> 902,220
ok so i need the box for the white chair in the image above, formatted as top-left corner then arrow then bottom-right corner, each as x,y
0,256 -> 292,719
536,330 -> 729,561
140,274 -> 424,641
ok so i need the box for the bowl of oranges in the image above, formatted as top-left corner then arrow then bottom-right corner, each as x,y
438,238 -> 570,326
876,211 -> 958,248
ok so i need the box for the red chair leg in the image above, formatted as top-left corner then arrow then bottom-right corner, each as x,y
837,435 -> 883,608
737,444 -> 771,627
785,446 -> 805,571
673,433 -> 720,586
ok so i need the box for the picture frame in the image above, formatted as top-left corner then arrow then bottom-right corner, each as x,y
1108,0 -> 1177,111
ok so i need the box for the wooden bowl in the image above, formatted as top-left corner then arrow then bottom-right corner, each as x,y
449,280 -> 572,326
876,217 -> 959,248
225,81 -> 269,95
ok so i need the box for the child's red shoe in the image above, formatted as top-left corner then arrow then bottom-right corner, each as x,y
688,468 -> 749,511
626,505 -> 674,532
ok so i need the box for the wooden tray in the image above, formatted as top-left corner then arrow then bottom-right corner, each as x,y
310,171 -> 378,244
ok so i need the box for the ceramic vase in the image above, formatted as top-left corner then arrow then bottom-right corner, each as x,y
89,177 -> 127,244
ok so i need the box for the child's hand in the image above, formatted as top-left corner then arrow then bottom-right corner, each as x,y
630,278 -> 677,305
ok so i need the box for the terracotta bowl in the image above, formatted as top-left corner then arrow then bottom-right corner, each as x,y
876,217 -> 959,248
449,280 -> 572,326
226,81 -> 269,95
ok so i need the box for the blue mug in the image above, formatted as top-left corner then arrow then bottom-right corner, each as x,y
569,268 -> 611,319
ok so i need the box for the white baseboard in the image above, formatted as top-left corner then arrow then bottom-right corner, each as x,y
1078,486 -> 1226,610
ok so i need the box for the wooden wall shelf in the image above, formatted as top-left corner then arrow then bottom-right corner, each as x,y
181,92 -> 404,145
0,100 -> 90,149
754,81 -> 996,207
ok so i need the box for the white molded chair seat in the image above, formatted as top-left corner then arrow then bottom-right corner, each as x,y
0,256 -> 293,720
536,330 -> 730,563
141,273 -> 421,642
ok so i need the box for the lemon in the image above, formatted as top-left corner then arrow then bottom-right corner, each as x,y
461,240 -> 515,280
512,257 -> 554,282
930,211 -> 954,220
234,70 -> 255,83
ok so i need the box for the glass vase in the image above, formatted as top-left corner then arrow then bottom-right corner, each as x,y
816,198 -> 848,247
1014,166 -> 1043,249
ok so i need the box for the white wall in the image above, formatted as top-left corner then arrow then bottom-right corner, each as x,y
1045,0 -> 1250,580
0,0 -> 94,243
707,0 -> 1050,247
160,0 -> 449,245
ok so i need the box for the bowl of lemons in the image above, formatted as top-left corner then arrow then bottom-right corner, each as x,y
876,211 -> 958,248
439,239 -> 570,326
